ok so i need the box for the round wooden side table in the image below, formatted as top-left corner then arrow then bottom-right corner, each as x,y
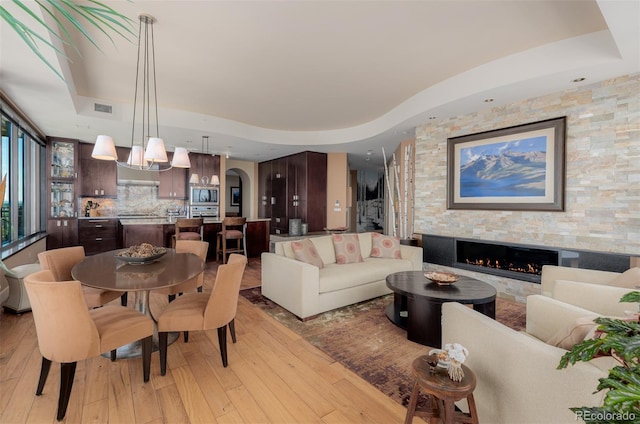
405,355 -> 479,424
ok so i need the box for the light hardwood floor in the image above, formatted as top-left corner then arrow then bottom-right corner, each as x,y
0,258 -> 411,423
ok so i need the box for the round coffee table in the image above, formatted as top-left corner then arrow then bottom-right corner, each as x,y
386,271 -> 496,347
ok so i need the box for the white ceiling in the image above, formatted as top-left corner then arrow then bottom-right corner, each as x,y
1,0 -> 638,170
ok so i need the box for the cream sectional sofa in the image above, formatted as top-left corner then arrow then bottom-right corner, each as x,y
438,265 -> 639,423
541,265 -> 639,316
442,295 -> 613,423
261,232 -> 423,319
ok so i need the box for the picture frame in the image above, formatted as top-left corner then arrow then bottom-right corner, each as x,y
230,186 -> 241,206
447,117 -> 566,211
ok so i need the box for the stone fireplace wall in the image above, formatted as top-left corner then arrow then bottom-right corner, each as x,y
413,73 -> 639,300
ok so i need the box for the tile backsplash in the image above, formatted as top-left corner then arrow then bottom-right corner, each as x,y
80,183 -> 186,217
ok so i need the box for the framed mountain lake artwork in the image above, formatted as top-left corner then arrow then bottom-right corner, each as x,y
447,117 -> 566,211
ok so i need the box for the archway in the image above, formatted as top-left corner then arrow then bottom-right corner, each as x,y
225,167 -> 251,218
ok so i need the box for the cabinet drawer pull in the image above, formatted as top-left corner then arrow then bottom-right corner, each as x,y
96,237 -> 103,241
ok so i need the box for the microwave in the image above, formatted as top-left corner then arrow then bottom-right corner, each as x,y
190,186 -> 219,206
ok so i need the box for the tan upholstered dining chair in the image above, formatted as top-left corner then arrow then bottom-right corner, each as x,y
216,217 -> 247,264
38,246 -> 127,308
24,270 -> 153,421
154,240 -> 209,305
157,254 -> 247,373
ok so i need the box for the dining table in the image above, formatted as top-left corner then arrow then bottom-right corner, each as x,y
71,248 -> 204,358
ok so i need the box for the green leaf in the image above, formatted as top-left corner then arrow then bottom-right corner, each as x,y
2,0 -> 134,80
621,291 -> 640,304
0,5 -> 65,79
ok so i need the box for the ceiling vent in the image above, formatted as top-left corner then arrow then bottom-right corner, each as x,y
94,103 -> 113,114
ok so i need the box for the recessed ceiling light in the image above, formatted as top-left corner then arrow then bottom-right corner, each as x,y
484,98 -> 494,103
572,77 -> 586,83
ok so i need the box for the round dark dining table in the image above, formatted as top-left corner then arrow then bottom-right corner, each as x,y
71,248 -> 204,357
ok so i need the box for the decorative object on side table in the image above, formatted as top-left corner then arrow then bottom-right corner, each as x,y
444,343 -> 469,382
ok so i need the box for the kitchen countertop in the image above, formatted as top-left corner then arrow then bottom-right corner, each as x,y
118,217 -> 271,225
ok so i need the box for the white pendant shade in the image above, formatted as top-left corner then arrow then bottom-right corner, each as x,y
210,175 -> 220,186
171,147 -> 191,168
189,173 -> 200,184
91,16 -> 191,171
92,135 -> 117,160
144,137 -> 169,163
127,146 -> 146,167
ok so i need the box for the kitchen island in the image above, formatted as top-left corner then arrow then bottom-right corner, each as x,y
118,217 -> 270,261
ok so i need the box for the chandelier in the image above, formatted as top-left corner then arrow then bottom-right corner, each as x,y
189,136 -> 220,186
91,14 -> 190,170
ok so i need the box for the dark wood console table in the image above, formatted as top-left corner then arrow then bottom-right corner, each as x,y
385,271 -> 496,348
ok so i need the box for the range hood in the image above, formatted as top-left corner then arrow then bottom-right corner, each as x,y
117,166 -> 160,185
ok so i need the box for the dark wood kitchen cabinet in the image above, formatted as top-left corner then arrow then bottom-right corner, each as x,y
258,151 -> 327,234
79,218 -> 118,255
287,151 -> 327,233
79,142 -> 117,197
258,160 -> 272,219
46,219 -> 78,250
158,152 -> 188,199
46,137 -> 79,249
270,157 -> 288,234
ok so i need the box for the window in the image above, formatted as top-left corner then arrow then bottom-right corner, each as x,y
1,105 -> 45,251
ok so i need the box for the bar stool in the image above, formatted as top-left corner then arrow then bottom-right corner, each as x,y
216,217 -> 247,264
405,355 -> 479,424
172,218 -> 204,248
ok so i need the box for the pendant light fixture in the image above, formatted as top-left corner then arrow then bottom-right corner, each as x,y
91,14 -> 190,170
189,136 -> 219,186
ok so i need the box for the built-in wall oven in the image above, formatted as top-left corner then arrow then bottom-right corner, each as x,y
190,205 -> 219,218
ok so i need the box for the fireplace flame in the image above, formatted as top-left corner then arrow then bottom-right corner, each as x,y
465,259 -> 542,275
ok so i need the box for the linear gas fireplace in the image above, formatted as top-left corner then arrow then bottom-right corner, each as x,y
455,240 -> 557,283
421,235 -> 633,284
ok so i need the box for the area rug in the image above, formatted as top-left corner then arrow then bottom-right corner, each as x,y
240,288 -> 526,407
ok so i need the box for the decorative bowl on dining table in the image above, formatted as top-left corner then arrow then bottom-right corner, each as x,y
424,271 -> 459,285
115,243 -> 167,265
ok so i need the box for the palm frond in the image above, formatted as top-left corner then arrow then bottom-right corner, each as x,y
2,0 -> 134,80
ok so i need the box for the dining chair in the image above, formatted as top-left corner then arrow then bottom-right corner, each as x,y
216,217 -> 247,264
224,253 -> 247,343
172,218 -> 204,248
24,270 -> 153,421
157,254 -> 247,373
38,246 -> 127,308
154,240 -> 209,304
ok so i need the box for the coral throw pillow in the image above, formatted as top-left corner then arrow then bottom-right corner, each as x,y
332,234 -> 363,264
291,239 -> 324,269
370,233 -> 402,259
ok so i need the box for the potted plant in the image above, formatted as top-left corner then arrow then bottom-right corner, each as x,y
557,291 -> 640,423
